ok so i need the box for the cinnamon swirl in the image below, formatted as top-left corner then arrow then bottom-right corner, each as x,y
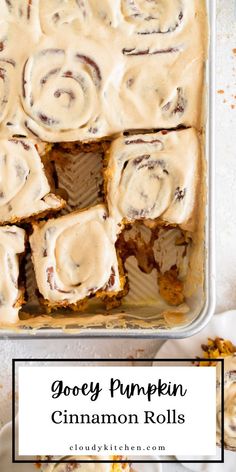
105,128 -> 200,231
21,40 -> 110,142
30,204 -> 124,308
0,138 -> 65,224
120,0 -> 184,35
118,51 -> 204,130
0,225 -> 25,324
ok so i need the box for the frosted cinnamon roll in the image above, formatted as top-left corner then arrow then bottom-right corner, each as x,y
30,205 -> 124,308
216,355 -> 236,451
21,43 -> 107,142
119,52 -> 204,130
0,225 -> 25,324
40,456 -> 130,472
105,128 -> 200,231
121,0 -> 184,34
0,138 -> 65,224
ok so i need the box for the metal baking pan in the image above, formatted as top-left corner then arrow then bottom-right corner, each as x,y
0,0 -> 215,339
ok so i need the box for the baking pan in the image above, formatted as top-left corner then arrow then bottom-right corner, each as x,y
0,0 -> 215,339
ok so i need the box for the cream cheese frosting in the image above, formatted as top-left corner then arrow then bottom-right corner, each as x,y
105,128 -> 200,231
0,138 -> 65,224
0,225 -> 25,324
120,0 -> 184,35
38,0 -> 200,36
216,355 -> 236,451
0,0 -> 206,141
30,204 -> 122,306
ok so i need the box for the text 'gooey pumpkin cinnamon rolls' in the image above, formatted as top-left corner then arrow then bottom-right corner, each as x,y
29,204 -> 125,309
104,128 -> 201,232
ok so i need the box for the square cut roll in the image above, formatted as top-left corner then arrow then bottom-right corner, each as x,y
0,226 -> 25,325
105,128 -> 201,231
0,138 -> 65,224
30,204 -> 125,308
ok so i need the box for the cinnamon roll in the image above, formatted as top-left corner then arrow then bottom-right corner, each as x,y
30,204 -> 124,307
105,128 -> 200,231
0,225 -> 25,324
21,43 -> 107,142
0,138 -> 65,224
119,52 -> 204,129
121,0 -> 184,34
216,355 -> 236,451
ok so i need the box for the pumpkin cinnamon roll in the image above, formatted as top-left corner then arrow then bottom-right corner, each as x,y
30,204 -> 125,308
0,225 -> 25,324
0,138 -> 65,224
105,128 -> 200,231
21,40 -> 110,142
119,51 -> 204,130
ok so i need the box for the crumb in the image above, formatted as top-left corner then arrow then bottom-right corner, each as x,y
232,48 -> 236,54
217,89 -> 224,94
231,105 -> 235,109
158,267 -> 184,306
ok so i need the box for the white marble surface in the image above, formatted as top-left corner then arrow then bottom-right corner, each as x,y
0,1 -> 236,470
